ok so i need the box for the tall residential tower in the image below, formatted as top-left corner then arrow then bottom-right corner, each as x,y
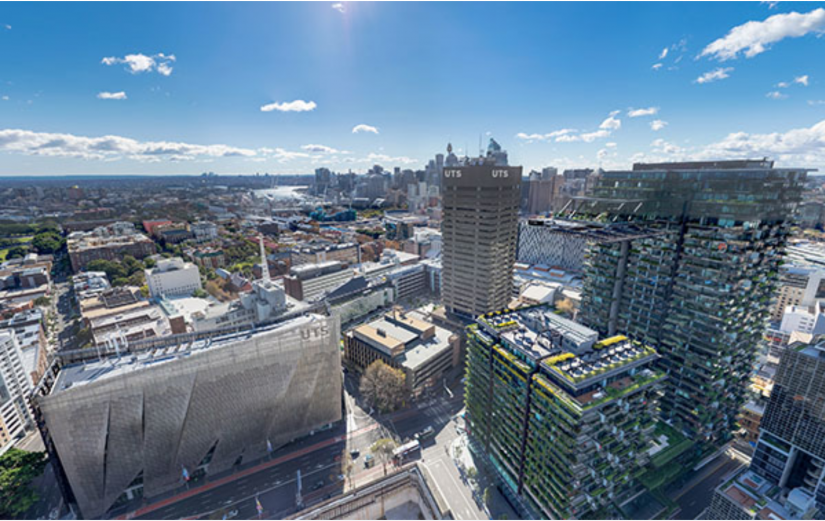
464,304 -> 663,519
577,159 -> 808,443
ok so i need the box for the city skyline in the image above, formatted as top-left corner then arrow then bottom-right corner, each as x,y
1,2 -> 825,176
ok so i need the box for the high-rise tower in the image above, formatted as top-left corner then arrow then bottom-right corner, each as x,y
576,159 -> 809,443
441,142 -> 521,318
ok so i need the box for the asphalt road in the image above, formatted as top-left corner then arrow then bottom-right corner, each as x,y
667,453 -> 746,520
124,377 -> 475,520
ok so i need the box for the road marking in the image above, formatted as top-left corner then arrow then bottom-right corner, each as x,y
673,457 -> 743,501
121,405 -> 435,519
421,459 -> 478,520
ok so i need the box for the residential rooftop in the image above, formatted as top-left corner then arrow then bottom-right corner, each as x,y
474,304 -> 662,407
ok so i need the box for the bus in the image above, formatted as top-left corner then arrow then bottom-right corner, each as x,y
392,440 -> 421,463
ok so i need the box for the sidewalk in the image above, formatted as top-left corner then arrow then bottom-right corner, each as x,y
118,400 -> 450,519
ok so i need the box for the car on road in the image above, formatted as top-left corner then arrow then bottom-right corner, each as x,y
226,509 -> 238,519
312,480 -> 325,491
415,426 -> 435,442
349,449 -> 360,459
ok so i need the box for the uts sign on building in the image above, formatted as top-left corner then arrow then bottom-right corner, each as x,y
442,164 -> 522,317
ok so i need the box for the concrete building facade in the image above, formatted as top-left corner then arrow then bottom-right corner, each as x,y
344,309 -> 459,398
442,163 -> 521,318
35,314 -> 342,518
145,257 -> 202,299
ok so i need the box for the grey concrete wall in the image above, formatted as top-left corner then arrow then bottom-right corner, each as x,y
38,314 -> 342,518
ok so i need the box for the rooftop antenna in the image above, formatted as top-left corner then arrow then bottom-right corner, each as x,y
259,233 -> 270,283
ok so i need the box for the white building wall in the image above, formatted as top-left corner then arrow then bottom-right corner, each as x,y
146,258 -> 202,299
0,331 -> 34,454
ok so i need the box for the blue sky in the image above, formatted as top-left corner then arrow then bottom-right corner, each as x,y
1,1 -> 825,176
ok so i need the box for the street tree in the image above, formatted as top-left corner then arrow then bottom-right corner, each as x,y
359,360 -> 408,413
370,438 -> 397,477
0,449 -> 47,518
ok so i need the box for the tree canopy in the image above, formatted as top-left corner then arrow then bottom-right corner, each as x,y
31,232 -> 65,255
360,360 -> 408,413
0,449 -> 47,518
85,256 -> 148,287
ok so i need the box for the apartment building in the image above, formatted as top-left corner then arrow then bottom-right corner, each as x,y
465,304 -> 663,519
577,159 -> 808,443
0,331 -> 34,454
707,338 -> 825,520
67,222 -> 156,272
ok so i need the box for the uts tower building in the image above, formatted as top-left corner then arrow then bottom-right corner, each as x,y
442,161 -> 521,318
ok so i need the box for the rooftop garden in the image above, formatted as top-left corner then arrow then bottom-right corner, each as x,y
649,422 -> 694,468
550,341 -> 658,384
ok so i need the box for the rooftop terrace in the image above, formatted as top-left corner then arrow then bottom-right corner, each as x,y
476,304 -> 661,396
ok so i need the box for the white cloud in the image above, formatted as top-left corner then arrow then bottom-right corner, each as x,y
659,48 -> 669,59
605,142 -> 617,148
0,128 -> 265,162
580,130 -> 612,143
518,114 -> 617,145
650,120 -> 668,131
628,107 -> 659,118
101,53 -> 176,76
777,81 -> 791,88
260,100 -> 317,112
599,115 -> 622,130
4,24 -> 10,30
1,96 -> 8,101
696,67 -> 734,84
700,8 -> 825,61
332,3 -> 345,13
809,100 -> 825,106
515,129 -> 576,142
762,1 -> 780,9
640,119 -> 825,169
352,124 -> 379,134
364,152 -> 417,165
301,144 -> 345,154
767,90 -> 788,99
267,148 -> 310,163
698,119 -> 825,165
795,74 -> 810,86
97,91 -> 127,100
651,138 -> 685,156
652,63 -> 663,71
